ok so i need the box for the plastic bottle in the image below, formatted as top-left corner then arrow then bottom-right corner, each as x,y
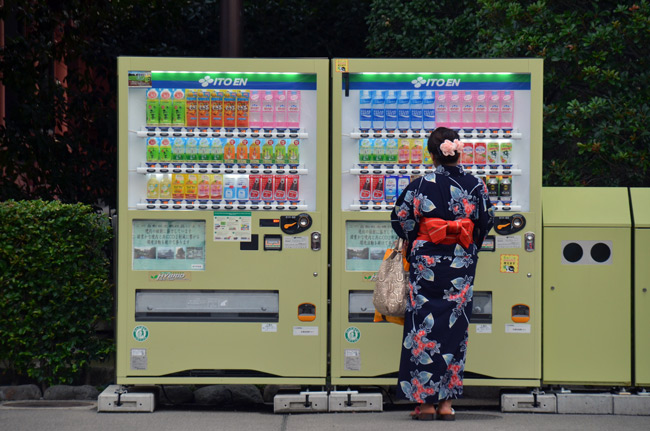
409,90 -> 423,132
487,90 -> 501,129
359,90 -> 373,131
371,90 -> 385,131
287,90 -> 301,130
385,138 -> 399,165
435,90 -> 449,128
146,174 -> 160,202
422,90 -> 436,131
461,90 -> 475,129
500,90 -> 514,129
185,137 -> 198,164
397,90 -> 411,131
172,137 -> 185,162
146,137 -> 160,166
274,90 -> 287,130
159,174 -> 172,200
384,90 -> 398,131
448,90 -> 461,128
287,138 -> 300,166
474,90 -> 488,129
262,90 -> 275,129
249,90 -> 262,129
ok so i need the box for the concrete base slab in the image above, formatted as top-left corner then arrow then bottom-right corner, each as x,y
557,393 -> 613,414
501,394 -> 557,413
613,394 -> 650,415
273,392 -> 328,413
328,392 -> 382,412
97,385 -> 155,413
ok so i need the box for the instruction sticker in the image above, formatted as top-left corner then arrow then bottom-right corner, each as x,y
284,236 -> 309,249
262,323 -> 277,333
213,211 -> 252,242
130,349 -> 148,370
293,326 -> 318,336
496,235 -> 522,249
505,323 -> 531,334
475,324 -> 492,334
335,59 -> 349,73
500,254 -> 519,273
344,349 -> 361,371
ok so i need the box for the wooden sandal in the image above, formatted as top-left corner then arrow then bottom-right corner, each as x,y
436,407 -> 456,421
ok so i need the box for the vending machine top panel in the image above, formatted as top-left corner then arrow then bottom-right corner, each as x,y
343,72 -> 531,91
630,188 -> 650,228
543,187 -> 631,228
128,70 -> 317,90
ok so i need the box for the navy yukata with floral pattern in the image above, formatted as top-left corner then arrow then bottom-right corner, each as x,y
391,165 -> 494,404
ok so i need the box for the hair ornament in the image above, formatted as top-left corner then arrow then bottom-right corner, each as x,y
440,139 -> 464,156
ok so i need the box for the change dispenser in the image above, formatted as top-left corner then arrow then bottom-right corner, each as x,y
116,57 -> 330,385
330,58 -> 544,387
542,187 -> 631,385
630,188 -> 650,387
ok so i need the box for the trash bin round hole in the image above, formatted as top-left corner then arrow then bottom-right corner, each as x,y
563,242 -> 583,263
591,242 -> 611,263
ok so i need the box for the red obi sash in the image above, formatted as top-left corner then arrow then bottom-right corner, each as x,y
416,217 -> 474,248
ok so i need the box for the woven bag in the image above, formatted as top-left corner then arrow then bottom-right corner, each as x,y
372,239 -> 409,317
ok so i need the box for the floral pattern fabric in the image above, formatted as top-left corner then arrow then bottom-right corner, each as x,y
391,165 -> 494,403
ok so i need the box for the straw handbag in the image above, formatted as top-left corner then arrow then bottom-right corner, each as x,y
372,238 -> 409,317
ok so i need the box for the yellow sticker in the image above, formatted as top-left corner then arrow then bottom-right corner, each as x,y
500,254 -> 519,273
335,59 -> 349,72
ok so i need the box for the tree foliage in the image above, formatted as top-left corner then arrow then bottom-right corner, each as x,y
367,0 -> 650,186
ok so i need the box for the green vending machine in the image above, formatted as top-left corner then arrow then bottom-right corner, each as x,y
330,59 -> 543,387
117,57 -> 329,385
630,188 -> 650,387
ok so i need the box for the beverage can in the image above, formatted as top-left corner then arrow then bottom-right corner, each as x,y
487,142 -> 500,167
273,175 -> 287,202
261,174 -> 274,202
172,89 -> 186,127
474,142 -> 487,166
359,174 -> 372,203
197,90 -> 211,128
499,176 -> 512,204
249,174 -> 262,202
359,138 -> 372,164
487,177 -> 499,200
461,142 -> 474,166
384,175 -> 399,202
287,175 -> 300,202
210,174 -> 223,200
371,175 -> 385,202
210,90 -> 224,129
146,137 -> 160,165
499,141 -> 513,167
146,88 -> 160,126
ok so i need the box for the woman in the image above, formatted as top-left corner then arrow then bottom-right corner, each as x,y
391,127 -> 494,421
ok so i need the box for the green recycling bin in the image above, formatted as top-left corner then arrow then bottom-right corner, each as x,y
631,188 -> 650,387
542,187 -> 631,385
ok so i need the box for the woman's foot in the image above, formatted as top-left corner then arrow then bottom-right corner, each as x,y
411,403 -> 437,421
437,400 -> 455,421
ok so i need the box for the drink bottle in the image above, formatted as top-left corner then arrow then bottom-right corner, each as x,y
146,174 -> 160,202
146,88 -> 160,126
384,90 -> 398,130
159,174 -> 172,200
474,142 -> 487,167
474,91 -> 488,128
435,90 -> 449,128
385,138 -> 399,165
185,89 -> 198,128
236,138 -> 249,165
236,90 -> 250,129
223,91 -> 237,129
422,90 -> 436,131
461,90 -> 475,129
249,175 -> 261,202
197,90 -> 210,128
172,137 -> 185,162
210,174 -> 223,200
146,137 -> 160,166
287,90 -> 301,129
209,90 -> 223,129
159,88 -> 173,126
409,90 -> 423,132
172,89 -> 186,127
500,90 -> 514,129
210,137 -> 224,164
198,138 -> 211,165
487,90 -> 500,128
262,90 -> 275,129
397,90 -> 411,131
249,139 -> 262,165
236,175 -> 249,201
448,91 -> 461,128
359,90 -> 373,131
197,174 -> 211,201
223,175 -> 236,201
185,174 -> 198,201
288,138 -> 300,166
371,90 -> 385,131
274,90 -> 287,130
248,90 -> 262,129
185,137 -> 198,164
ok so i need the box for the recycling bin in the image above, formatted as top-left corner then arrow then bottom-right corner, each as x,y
631,188 -> 650,387
542,187 -> 631,385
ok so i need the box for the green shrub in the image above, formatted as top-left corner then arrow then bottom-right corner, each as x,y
0,200 -> 114,387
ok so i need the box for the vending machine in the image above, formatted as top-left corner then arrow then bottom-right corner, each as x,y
330,59 -> 543,387
116,57 -> 329,385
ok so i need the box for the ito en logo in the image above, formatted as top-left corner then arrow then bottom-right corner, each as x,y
133,325 -> 149,342
411,77 -> 426,88
199,75 -> 215,87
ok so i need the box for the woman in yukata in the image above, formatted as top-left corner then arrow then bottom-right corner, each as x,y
391,127 -> 495,421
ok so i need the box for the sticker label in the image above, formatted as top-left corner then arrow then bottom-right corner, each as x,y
293,326 -> 318,336
344,349 -> 361,371
149,271 -> 191,282
496,235 -> 522,249
336,59 -> 349,73
344,326 -> 361,343
505,323 -> 531,334
133,325 -> 149,342
500,254 -> 519,273
213,211 -> 252,242
284,236 -> 309,249
262,323 -> 277,333
475,324 -> 492,334
130,348 -> 147,370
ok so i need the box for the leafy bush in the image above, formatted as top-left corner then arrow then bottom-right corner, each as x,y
0,200 -> 114,387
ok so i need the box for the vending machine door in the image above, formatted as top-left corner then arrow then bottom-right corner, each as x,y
330,58 -> 543,387
117,57 -> 329,385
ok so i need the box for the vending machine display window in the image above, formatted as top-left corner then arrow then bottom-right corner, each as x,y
344,221 -> 397,271
132,219 -> 206,271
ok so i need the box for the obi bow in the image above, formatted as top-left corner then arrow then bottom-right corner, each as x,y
416,217 -> 475,249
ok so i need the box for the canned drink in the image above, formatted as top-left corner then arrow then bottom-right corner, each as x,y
461,142 -> 474,166
474,142 -> 487,166
499,141 -> 513,168
487,142 -> 500,167
499,176 -> 512,204
487,176 -> 499,200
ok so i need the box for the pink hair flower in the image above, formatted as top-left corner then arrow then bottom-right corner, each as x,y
440,139 -> 464,156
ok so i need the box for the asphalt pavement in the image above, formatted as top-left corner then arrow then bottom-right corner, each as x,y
1,402 -> 648,431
